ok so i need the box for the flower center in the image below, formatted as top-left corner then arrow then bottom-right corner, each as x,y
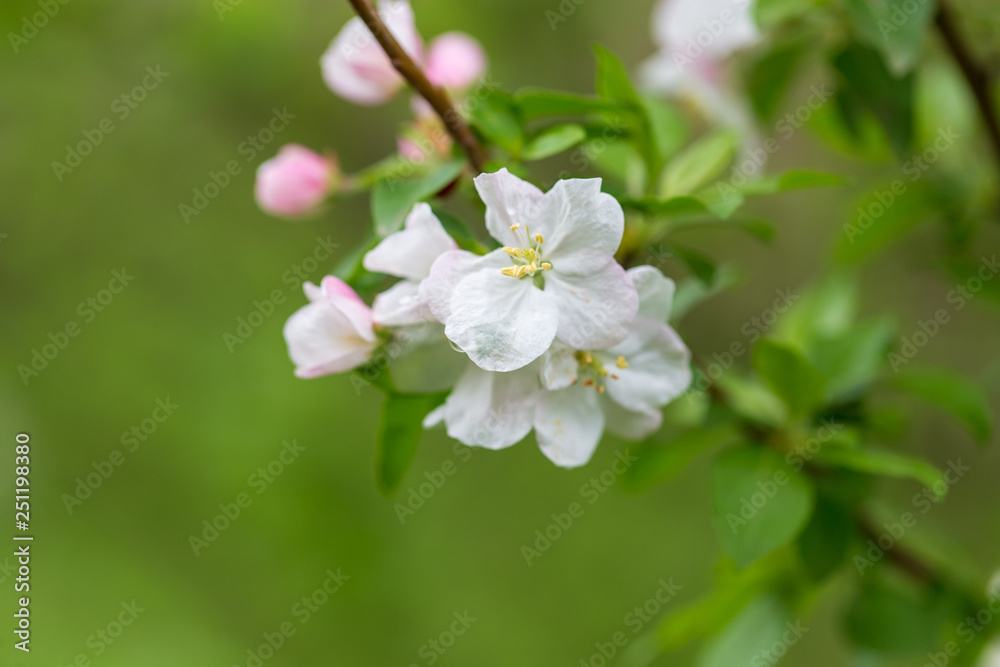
500,223 -> 552,279
573,351 -> 628,393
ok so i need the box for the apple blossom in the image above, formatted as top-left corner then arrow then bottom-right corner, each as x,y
283,276 -> 378,378
363,203 -> 457,326
640,0 -> 759,133
424,169 -> 638,372
321,0 -> 423,105
425,32 -> 487,91
535,266 -> 692,467
255,145 -> 337,217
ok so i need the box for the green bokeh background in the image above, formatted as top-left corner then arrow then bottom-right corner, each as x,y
1,1 -> 999,665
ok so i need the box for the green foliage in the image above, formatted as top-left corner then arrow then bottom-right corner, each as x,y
844,0 -> 936,76
752,340 -> 826,418
371,159 -> 465,236
624,423 -> 739,491
521,123 -> 587,161
811,446 -> 947,496
713,445 -> 815,567
375,392 -> 447,495
662,130 -> 739,197
469,89 -> 525,155
889,367 -> 994,443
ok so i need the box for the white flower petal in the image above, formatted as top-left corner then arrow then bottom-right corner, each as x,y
535,384 -> 604,468
544,257 -> 638,350
540,342 -> 579,390
425,363 -> 539,449
421,248 -> 485,323
627,265 -> 676,322
363,203 -> 456,280
283,300 -> 376,378
652,0 -> 759,59
446,268 -> 559,371
371,280 -> 429,326
320,276 -> 376,342
473,168 -> 545,247
540,178 -> 625,261
602,398 -> 663,440
603,317 -> 691,412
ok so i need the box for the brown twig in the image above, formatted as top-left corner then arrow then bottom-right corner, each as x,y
344,0 -> 489,173
858,515 -> 937,583
935,2 -> 1000,171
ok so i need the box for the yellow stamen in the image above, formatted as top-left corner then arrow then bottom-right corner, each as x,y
598,367 -> 608,377
509,223 -> 520,231
583,379 -> 594,387
501,266 -> 519,277
581,353 -> 593,364
502,246 -> 522,257
534,233 -> 544,244
610,374 -> 619,380
597,385 -> 605,393
616,356 -> 628,369
541,262 -> 552,271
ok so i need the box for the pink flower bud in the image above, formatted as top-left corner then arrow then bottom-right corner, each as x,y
321,0 -> 424,105
255,145 -> 336,218
283,276 -> 377,378
425,32 -> 487,91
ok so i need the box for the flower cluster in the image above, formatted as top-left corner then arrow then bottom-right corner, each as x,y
283,169 -> 692,467
254,0 -> 487,219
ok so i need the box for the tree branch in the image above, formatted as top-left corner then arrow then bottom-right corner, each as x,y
344,0 -> 489,173
858,516 -> 937,584
935,2 -> 1000,171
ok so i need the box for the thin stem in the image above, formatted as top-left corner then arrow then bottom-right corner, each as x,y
344,0 -> 489,173
935,2 -> 1000,171
858,516 -> 937,583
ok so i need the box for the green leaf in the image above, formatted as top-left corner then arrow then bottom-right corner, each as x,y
754,0 -> 815,29
845,0 -> 936,76
889,368 -> 994,443
375,392 -> 446,495
845,578 -> 956,654
624,424 -> 739,492
642,96 -> 690,160
429,208 -> 488,255
514,88 -> 630,118
752,340 -> 826,417
371,159 -> 464,236
713,445 -> 815,567
671,266 -> 742,321
697,595 -> 795,667
747,38 -> 810,120
594,44 -> 642,104
835,181 -> 935,264
809,317 -> 896,401
811,446 -> 946,496
832,43 -> 915,156
740,169 -> 849,197
521,123 -> 587,161
796,494 -> 857,581
672,246 -> 717,286
469,89 -> 524,154
662,130 -> 739,196
716,374 -> 788,429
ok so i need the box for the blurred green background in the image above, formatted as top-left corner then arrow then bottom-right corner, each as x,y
1,0 -> 999,665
